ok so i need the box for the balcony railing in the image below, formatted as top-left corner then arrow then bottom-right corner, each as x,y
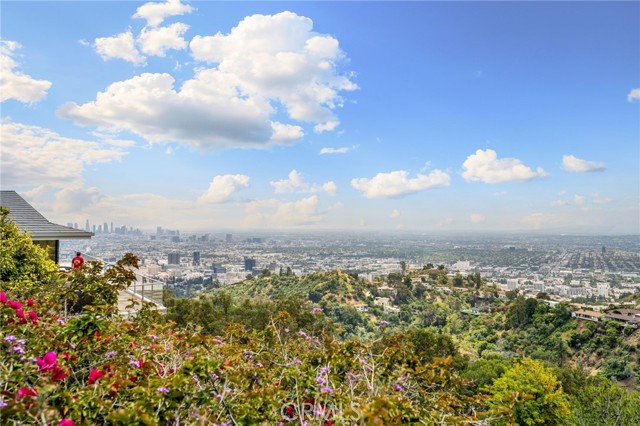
82,255 -> 166,316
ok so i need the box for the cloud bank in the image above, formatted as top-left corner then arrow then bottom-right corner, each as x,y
562,154 -> 606,173
462,149 -> 546,183
351,169 -> 450,198
0,40 -> 52,103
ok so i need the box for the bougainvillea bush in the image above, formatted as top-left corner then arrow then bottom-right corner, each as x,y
1,288 -> 492,425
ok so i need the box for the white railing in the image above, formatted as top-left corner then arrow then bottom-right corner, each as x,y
83,255 -> 166,314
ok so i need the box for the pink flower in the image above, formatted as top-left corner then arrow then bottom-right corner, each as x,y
8,301 -> 21,310
51,365 -> 67,382
88,368 -> 105,384
27,299 -> 34,307
59,419 -> 75,426
37,352 -> 57,372
17,387 -> 37,398
15,309 -> 27,323
27,311 -> 38,324
0,292 -> 7,304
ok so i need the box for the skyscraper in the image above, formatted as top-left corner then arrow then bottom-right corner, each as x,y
226,233 -> 233,243
168,253 -> 180,265
193,251 -> 201,266
244,257 -> 256,272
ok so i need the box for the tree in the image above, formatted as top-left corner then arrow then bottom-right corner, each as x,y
0,207 -> 56,284
487,358 -> 570,425
566,376 -> 640,426
399,261 -> 407,275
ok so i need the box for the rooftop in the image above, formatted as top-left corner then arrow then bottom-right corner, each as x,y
0,191 -> 93,240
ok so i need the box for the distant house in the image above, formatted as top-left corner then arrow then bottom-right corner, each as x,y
0,191 -> 93,263
603,309 -> 640,328
353,303 -> 369,312
377,284 -> 397,296
571,310 -> 603,322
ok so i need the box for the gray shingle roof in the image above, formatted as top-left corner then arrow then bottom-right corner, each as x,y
0,191 -> 93,240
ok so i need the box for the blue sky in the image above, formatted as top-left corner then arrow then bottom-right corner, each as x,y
1,1 -> 638,233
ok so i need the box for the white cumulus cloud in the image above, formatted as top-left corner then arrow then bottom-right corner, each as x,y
462,149 -> 546,183
245,195 -> 322,227
562,154 -> 606,173
58,72 -> 291,150
197,174 -> 250,204
0,40 -> 52,103
270,170 -> 336,195
351,169 -> 450,199
133,0 -> 194,28
470,213 -> 486,224
0,119 -> 128,188
94,31 -> 145,64
190,11 -> 357,131
137,23 -> 189,56
627,88 -> 640,102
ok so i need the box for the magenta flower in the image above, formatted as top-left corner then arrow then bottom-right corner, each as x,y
88,368 -> 105,385
0,293 -> 7,304
51,365 -> 67,382
27,311 -> 38,324
36,352 -> 57,372
8,301 -> 21,310
17,387 -> 37,398
59,419 -> 75,426
27,299 -> 34,307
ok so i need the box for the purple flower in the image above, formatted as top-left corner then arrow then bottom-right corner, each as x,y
0,400 -> 7,409
316,377 -> 325,384
106,351 -> 117,358
312,307 -> 323,313
284,328 -> 290,333
256,362 -> 263,368
129,360 -> 141,368
149,334 -> 157,340
4,336 -> 16,343
320,386 -> 333,394
394,384 -> 403,391
157,387 -> 170,394
57,319 -> 65,325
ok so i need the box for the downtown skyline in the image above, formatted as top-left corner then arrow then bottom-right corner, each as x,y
1,0 -> 639,234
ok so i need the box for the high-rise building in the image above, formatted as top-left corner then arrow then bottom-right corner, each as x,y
226,233 -> 233,243
193,251 -> 201,266
85,219 -> 90,231
97,224 -> 102,234
244,257 -> 256,272
168,253 -> 180,265
104,222 -> 109,234
93,225 -> 96,233
110,222 -> 114,233
67,222 -> 73,228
